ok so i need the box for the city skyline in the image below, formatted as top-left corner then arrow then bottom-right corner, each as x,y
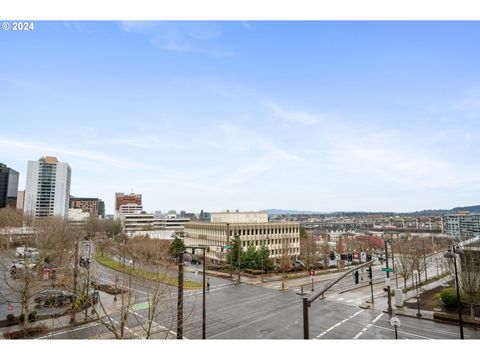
2,21 -> 480,213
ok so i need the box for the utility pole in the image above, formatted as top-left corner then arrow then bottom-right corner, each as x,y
390,236 -> 398,289
260,237 -> 264,283
202,248 -> 206,339
422,237 -> 428,282
237,235 -> 241,282
369,266 -> 374,304
177,252 -> 184,339
384,239 -> 392,315
227,223 -> 232,279
70,235 -> 79,324
84,235 -> 92,320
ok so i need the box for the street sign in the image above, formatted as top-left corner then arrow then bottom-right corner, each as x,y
223,245 -> 233,249
381,267 -> 393,272
390,317 -> 401,327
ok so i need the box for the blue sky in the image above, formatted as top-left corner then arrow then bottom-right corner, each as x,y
1,21 -> 480,214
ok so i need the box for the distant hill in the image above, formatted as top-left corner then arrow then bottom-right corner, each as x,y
264,209 -> 324,215
265,205 -> 480,216
451,205 -> 480,213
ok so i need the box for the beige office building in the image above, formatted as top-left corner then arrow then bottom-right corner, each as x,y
184,211 -> 300,262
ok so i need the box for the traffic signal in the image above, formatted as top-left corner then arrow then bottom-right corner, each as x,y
347,254 -> 353,262
383,287 -> 389,292
330,252 -> 335,260
367,266 -> 372,279
366,254 -> 372,261
354,270 -> 359,284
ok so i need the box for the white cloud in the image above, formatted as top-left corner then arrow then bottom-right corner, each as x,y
118,21 -> 233,56
267,102 -> 321,125
0,138 -> 158,171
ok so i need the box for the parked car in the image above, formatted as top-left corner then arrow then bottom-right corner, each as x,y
11,260 -> 37,270
34,289 -> 75,306
191,259 -> 202,265
16,247 -> 39,259
295,260 -> 306,268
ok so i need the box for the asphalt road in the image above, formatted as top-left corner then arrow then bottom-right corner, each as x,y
35,259 -> 480,340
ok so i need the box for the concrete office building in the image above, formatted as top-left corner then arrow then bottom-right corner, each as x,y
70,196 -> 105,218
118,203 -> 189,238
443,212 -> 480,239
184,210 -> 300,263
0,163 -> 19,208
24,156 -> 71,218
16,190 -> 25,211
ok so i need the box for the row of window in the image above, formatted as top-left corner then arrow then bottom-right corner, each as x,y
242,238 -> 298,247
231,227 -> 298,236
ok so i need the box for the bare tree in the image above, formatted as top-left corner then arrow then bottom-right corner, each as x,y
394,237 -> 415,289
459,246 -> 480,318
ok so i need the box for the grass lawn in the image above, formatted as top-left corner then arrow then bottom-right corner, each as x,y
95,251 -> 202,289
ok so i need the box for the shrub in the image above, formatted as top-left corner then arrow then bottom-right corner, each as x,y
6,314 -> 15,322
3,325 -> 47,339
28,311 -> 37,322
18,313 -> 25,323
440,288 -> 466,308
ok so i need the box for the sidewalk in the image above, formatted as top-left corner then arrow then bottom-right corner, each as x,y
1,291 -> 130,339
368,275 -> 452,322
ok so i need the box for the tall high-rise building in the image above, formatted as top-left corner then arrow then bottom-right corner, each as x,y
115,192 -> 142,210
24,156 -> 71,218
0,163 -> 19,209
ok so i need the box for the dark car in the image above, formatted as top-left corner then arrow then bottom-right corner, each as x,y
34,289 -> 75,306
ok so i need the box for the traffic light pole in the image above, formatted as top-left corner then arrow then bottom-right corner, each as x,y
177,252 -> 184,339
384,240 -> 392,315
369,266 -> 374,304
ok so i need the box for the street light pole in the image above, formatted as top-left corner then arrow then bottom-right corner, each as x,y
202,247 -> 206,340
444,246 -> 464,339
413,269 -> 421,317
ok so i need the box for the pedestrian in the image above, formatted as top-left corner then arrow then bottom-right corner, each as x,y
207,278 -> 210,291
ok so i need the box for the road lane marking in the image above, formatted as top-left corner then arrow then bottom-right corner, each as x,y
128,307 -> 185,339
353,312 -> 383,339
371,324 -> 432,339
209,299 -> 300,339
315,309 -> 364,339
36,321 -> 100,339
111,318 -> 141,338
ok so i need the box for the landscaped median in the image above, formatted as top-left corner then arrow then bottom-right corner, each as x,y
95,251 -> 202,289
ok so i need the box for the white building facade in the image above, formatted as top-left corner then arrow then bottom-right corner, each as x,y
443,212 -> 480,239
184,211 -> 300,262
24,156 -> 71,219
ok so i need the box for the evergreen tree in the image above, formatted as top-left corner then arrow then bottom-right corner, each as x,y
169,235 -> 185,257
226,235 -> 244,268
